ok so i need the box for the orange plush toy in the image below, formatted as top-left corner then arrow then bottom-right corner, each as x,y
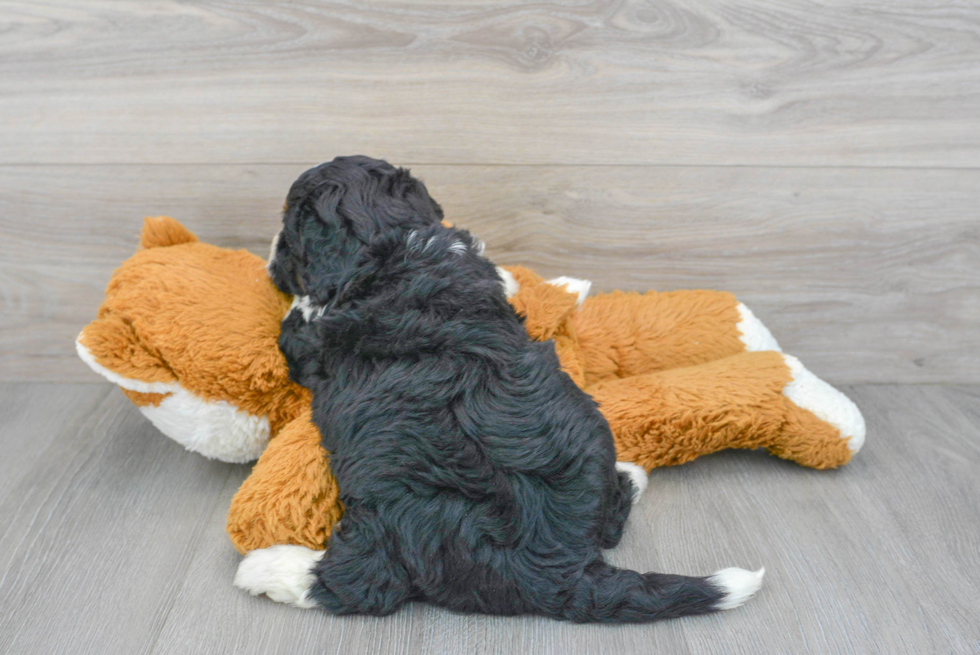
78,217 -> 865,562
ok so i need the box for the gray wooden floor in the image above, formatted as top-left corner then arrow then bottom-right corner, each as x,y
0,383 -> 978,654
2,1 -> 979,653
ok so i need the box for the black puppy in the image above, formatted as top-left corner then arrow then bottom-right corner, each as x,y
236,156 -> 763,622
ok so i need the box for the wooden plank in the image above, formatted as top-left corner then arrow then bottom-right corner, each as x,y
1,1 -> 979,167
0,383 -> 108,499
0,384 -> 241,655
1,164 -> 977,384
4,383 -> 975,653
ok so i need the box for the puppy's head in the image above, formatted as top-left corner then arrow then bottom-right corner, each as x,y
268,156 -> 444,303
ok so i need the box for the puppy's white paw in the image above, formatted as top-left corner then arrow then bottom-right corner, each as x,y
709,567 -> 765,610
547,276 -> 591,307
782,355 -> 866,453
736,303 -> 781,352
615,461 -> 648,505
496,267 -> 520,299
234,545 -> 324,609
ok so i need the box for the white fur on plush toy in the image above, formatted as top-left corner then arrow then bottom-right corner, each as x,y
138,390 -> 270,463
730,306 -> 864,451
547,276 -> 592,307
76,336 -> 270,463
736,303 -> 781,352
781,355 -> 866,453
235,544 -> 324,609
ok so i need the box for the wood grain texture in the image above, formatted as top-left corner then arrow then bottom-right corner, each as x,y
1,382 -> 978,654
1,1 -> 979,166
1,164 -> 976,384
0,382 -> 106,499
0,384 -> 241,655
1,1 -> 975,652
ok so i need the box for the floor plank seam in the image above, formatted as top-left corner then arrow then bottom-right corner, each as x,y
143,465 -> 238,655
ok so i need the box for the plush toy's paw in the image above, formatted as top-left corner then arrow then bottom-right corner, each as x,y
783,355 -> 866,454
234,545 -> 324,609
736,303 -> 781,352
547,276 -> 592,307
615,461 -> 648,505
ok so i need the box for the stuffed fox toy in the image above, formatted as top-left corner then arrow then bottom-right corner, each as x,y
77,217 -> 865,558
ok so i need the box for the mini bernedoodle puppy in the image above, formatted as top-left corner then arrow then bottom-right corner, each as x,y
236,155 -> 764,622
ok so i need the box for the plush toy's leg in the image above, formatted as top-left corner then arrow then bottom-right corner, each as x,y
773,354 -> 865,462
573,290 -> 780,386
226,410 -> 343,554
234,544 -> 324,608
588,351 -> 864,471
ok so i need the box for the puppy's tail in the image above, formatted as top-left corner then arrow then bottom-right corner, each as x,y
558,561 -> 764,623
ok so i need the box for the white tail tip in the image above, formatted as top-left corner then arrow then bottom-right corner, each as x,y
709,566 -> 765,610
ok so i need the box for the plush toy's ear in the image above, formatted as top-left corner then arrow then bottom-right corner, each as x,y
140,216 -> 198,250
76,314 -> 178,393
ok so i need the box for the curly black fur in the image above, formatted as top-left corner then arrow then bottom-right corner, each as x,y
268,156 -> 727,622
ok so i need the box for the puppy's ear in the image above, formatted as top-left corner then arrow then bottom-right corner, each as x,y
267,229 -> 303,297
283,200 -> 368,304
140,216 -> 198,250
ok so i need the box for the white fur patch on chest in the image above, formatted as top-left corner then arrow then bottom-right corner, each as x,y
290,294 -> 325,322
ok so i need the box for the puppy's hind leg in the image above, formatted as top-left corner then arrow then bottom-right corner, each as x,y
308,513 -> 414,616
235,512 -> 413,615
599,468 -> 639,549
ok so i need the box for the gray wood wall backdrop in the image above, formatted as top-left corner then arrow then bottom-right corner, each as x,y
1,1 -> 978,383
2,4 -> 980,655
